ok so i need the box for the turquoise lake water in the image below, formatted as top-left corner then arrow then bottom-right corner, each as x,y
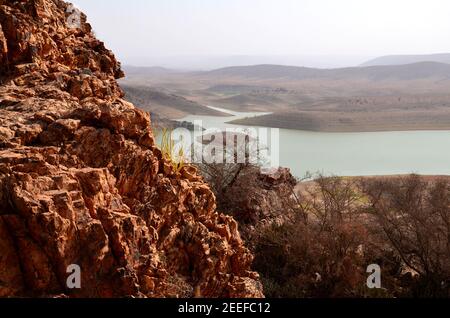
174,107 -> 450,178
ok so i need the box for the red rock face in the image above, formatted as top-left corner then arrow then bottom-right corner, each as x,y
0,0 -> 263,298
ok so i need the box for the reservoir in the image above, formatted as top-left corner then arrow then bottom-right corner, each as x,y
176,106 -> 450,178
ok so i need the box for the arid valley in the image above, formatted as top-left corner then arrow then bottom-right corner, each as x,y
120,59 -> 450,177
1,0 -> 450,306
121,60 -> 450,132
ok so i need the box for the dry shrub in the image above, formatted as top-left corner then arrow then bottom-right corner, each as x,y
253,176 -> 382,297
200,160 -> 450,298
361,175 -> 450,297
254,175 -> 450,298
199,162 -> 256,220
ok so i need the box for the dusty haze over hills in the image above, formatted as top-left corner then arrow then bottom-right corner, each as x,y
120,62 -> 450,131
361,53 -> 450,67
72,0 -> 450,70
68,0 -> 450,132
2,0 -> 450,301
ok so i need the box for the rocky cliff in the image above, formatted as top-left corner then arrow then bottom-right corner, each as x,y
0,0 -> 263,298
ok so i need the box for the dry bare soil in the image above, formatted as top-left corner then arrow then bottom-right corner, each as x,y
119,62 -> 450,132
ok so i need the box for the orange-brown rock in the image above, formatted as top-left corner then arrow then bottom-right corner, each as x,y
0,0 -> 263,298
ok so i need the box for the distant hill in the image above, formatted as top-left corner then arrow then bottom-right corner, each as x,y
122,65 -> 177,76
205,64 -> 320,79
121,84 -> 227,118
361,53 -> 450,67
204,62 -> 450,81
120,62 -> 450,132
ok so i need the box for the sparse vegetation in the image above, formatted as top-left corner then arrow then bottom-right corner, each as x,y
361,175 -> 450,297
201,164 -> 450,298
253,176 -> 380,298
157,128 -> 186,173
121,64 -> 450,132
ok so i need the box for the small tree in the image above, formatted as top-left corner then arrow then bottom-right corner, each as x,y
253,176 -> 374,298
361,175 -> 450,297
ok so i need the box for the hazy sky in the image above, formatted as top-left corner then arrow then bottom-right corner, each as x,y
72,0 -> 450,68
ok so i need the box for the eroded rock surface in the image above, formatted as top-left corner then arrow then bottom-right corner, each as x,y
0,0 -> 263,298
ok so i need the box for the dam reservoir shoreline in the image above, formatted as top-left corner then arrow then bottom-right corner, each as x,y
173,106 -> 450,178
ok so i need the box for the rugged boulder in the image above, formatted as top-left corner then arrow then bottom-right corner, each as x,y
208,166 -> 298,241
0,0 -> 263,298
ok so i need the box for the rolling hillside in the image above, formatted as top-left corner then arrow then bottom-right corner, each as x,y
204,62 -> 450,81
120,61 -> 450,131
361,53 -> 450,67
121,84 -> 227,118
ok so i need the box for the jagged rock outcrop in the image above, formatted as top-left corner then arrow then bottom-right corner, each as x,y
0,0 -> 263,298
207,166 -> 298,242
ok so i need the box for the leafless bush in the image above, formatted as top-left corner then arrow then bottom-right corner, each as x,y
196,131 -> 299,225
199,158 -> 450,298
252,176 -> 382,297
361,175 -> 450,297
